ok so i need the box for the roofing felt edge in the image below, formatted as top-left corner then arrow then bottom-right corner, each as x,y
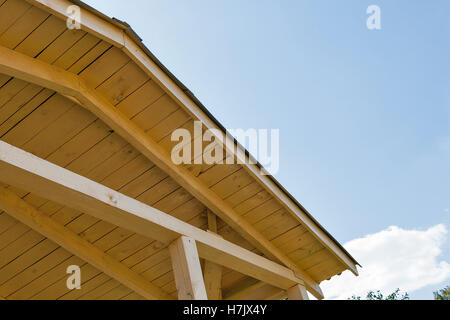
67,0 -> 360,269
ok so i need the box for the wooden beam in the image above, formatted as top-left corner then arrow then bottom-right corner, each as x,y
26,0 -> 358,278
170,236 -> 208,300
204,260 -> 222,300
207,210 -> 218,232
266,290 -> 287,300
0,45 -> 324,299
0,141 -> 312,293
203,211 -> 222,300
0,187 -> 172,300
287,284 -> 309,300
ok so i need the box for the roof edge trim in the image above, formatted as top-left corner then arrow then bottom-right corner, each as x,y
26,0 -> 360,270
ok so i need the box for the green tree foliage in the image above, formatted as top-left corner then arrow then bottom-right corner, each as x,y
433,286 -> 450,300
349,288 -> 409,300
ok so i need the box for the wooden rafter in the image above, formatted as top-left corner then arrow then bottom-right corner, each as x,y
26,0 -> 358,278
224,278 -> 286,300
0,140 -> 313,293
0,186 -> 172,300
0,44 -> 323,298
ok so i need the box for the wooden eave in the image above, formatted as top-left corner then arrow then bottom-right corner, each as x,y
0,0 -> 358,300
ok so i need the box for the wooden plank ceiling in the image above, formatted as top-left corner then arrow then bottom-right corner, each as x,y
0,0 -> 349,300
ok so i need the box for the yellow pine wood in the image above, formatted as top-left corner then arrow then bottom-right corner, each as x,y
0,0 -> 32,36
204,212 -> 222,300
0,45 -> 321,297
0,0 -> 358,298
0,140 -> 311,293
0,247 -> 72,298
0,187 -> 172,300
169,236 -> 207,300
7,256 -> 85,300
25,2 -> 357,278
0,5 -> 49,50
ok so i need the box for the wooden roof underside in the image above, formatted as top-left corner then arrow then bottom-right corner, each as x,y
0,0 -> 357,300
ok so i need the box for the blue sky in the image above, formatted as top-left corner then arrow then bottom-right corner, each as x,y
83,0 -> 450,299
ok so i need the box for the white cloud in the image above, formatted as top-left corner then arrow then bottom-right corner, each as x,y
321,224 -> 450,300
